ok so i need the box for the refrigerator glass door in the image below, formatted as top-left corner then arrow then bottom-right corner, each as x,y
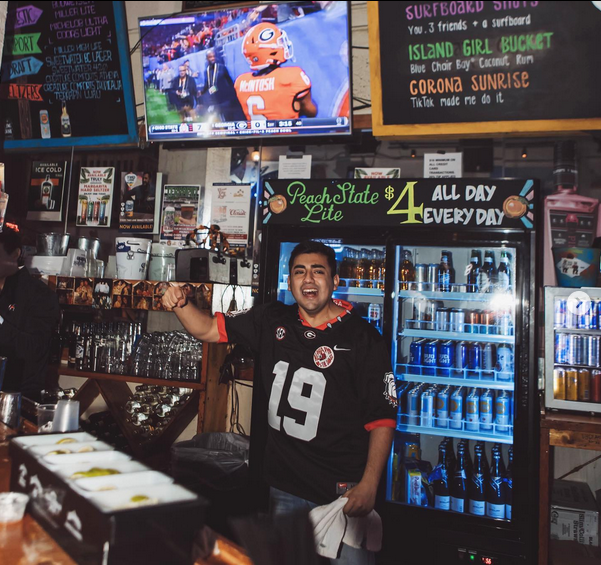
276,241 -> 386,331
544,286 -> 601,412
388,244 -> 517,522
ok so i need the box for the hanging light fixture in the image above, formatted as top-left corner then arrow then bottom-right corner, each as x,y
411,149 -> 416,158
251,147 -> 261,162
521,147 -> 528,159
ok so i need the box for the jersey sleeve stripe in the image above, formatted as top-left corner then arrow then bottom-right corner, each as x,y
364,419 -> 396,431
216,312 -> 229,343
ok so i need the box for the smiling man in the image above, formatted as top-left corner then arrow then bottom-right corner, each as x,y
162,240 -> 396,564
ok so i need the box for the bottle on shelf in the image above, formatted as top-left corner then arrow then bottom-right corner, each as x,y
451,442 -> 469,513
469,442 -> 487,516
399,250 -> 416,291
504,446 -> 513,520
358,249 -> 371,288
438,251 -> 454,292
433,439 -> 453,510
496,250 -> 512,292
486,444 -> 506,519
479,251 -> 497,293
41,175 -> 53,209
466,250 -> 482,293
338,247 -> 353,286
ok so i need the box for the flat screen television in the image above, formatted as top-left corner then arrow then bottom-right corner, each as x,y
139,1 -> 352,143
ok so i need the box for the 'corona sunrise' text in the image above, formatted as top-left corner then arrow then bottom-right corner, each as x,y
410,71 -> 529,95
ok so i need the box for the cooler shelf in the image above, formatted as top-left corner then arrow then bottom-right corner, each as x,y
396,420 -> 514,444
395,371 -> 514,391
400,329 -> 514,344
396,290 -> 514,302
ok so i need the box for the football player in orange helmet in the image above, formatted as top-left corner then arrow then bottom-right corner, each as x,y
234,22 -> 317,121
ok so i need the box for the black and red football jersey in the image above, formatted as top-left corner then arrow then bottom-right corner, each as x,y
217,300 -> 397,505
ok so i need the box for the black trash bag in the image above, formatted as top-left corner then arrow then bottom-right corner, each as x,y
171,432 -> 249,492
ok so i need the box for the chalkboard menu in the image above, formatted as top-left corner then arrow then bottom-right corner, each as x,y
0,1 -> 138,150
368,1 -> 601,137
262,178 -> 536,230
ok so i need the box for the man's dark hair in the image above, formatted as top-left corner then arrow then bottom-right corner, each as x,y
0,226 -> 23,265
289,240 -> 337,278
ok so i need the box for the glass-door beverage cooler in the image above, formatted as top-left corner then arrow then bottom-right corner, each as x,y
255,178 -> 539,565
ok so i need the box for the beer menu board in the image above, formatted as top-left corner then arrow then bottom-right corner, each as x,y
368,1 -> 601,136
262,178 -> 536,230
0,1 -> 137,149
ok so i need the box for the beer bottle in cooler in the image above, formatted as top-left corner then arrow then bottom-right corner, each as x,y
338,247 -> 353,286
486,445 -> 506,519
358,249 -> 371,287
496,250 -> 512,292
504,446 -> 513,520
469,443 -> 487,516
399,250 -> 415,291
433,440 -> 452,510
466,250 -> 481,293
438,251 -> 454,292
479,251 -> 497,293
451,443 -> 469,513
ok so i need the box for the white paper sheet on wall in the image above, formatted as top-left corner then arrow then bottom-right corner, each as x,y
204,147 -> 232,226
278,155 -> 312,179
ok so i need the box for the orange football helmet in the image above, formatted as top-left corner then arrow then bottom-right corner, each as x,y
241,22 -> 293,71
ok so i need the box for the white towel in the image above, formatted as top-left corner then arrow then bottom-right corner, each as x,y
308,497 -> 382,559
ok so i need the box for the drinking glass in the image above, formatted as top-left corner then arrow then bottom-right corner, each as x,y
37,404 -> 56,433
52,399 -> 80,432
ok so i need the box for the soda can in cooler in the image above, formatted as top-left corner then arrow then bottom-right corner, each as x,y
496,344 -> 514,381
497,311 -> 513,337
426,301 -> 440,330
566,369 -> 578,401
495,391 -> 511,434
409,339 -> 424,375
587,336 -> 601,368
553,367 -> 566,400
591,301 -> 599,330
567,335 -> 583,366
481,311 -> 496,335
450,387 -> 464,430
468,343 -> 483,379
450,308 -> 465,333
566,305 -> 579,329
579,299 -> 594,329
420,389 -> 435,428
482,343 -> 496,380
465,388 -> 480,431
591,370 -> 601,403
436,308 -> 451,332
596,301 -> 601,331
407,386 -> 422,425
479,389 -> 494,432
578,368 -> 591,402
437,340 -> 455,377
555,333 -> 569,365
465,309 -> 480,334
554,298 -> 567,328
427,263 -> 439,292
423,340 -> 438,376
453,341 -> 468,378
436,386 -> 450,428
415,264 -> 427,291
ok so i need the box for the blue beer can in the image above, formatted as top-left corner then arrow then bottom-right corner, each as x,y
435,386 -> 450,428
450,387 -> 464,430
479,389 -> 494,432
437,340 -> 455,377
450,308 -> 465,333
409,339 -> 424,375
453,341 -> 468,378
420,389 -> 435,428
568,334 -> 583,365
468,343 -> 483,379
495,391 -> 511,434
465,388 -> 480,431
555,333 -> 569,365
566,303 -> 579,329
423,340 -> 439,376
496,344 -> 514,381
554,298 -> 567,328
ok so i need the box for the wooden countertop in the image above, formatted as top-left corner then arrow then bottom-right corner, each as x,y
0,421 -> 252,565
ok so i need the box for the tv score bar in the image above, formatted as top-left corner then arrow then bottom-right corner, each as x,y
148,117 -> 350,139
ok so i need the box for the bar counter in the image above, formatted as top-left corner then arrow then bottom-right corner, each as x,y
0,421 -> 252,565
